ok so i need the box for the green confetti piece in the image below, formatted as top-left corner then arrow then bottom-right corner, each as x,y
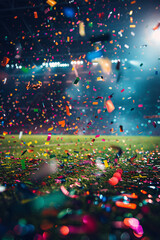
74,77 -> 80,85
58,208 -> 72,219
24,181 -> 34,185
88,22 -> 93,27
21,159 -> 26,170
21,67 -> 29,73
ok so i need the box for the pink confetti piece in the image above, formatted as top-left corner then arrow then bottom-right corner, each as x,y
44,8 -> 50,14
121,89 -> 124,92
95,134 -> 100,138
60,186 -> 78,198
47,133 -> 51,141
138,104 -> 143,108
102,139 -> 105,142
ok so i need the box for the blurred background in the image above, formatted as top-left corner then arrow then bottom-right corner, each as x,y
0,0 -> 160,135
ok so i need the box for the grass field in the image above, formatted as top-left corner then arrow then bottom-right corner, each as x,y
0,135 -> 160,240
1,135 -> 160,158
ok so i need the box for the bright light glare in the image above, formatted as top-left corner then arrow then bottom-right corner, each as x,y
151,30 -> 160,44
129,60 -> 141,67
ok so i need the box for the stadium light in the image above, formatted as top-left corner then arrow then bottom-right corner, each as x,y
71,60 -> 83,65
41,62 -> 70,68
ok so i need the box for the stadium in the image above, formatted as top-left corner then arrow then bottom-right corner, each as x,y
0,0 -> 160,240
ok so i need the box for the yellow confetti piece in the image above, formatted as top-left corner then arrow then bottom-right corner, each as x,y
79,21 -> 85,37
27,142 -> 32,146
3,131 -> 8,135
130,25 -> 136,28
104,160 -> 109,168
48,127 -> 53,131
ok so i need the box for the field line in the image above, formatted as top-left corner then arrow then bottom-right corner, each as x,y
0,140 -> 105,150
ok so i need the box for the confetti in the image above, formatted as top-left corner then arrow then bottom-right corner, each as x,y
46,0 -> 57,7
0,2 -> 160,240
1,57 -> 10,67
153,22 -> 160,30
105,100 -> 115,113
66,105 -> 70,116
79,21 -> 85,37
47,133 -> 52,141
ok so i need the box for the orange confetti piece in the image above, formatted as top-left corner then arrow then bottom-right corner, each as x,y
58,120 -> 65,127
74,129 -> 78,135
153,22 -> 160,31
122,193 -> 138,199
123,218 -> 131,228
1,57 -> 10,67
115,201 -> 137,209
34,12 -> 38,18
46,0 -> 57,7
105,99 -> 115,113
66,106 -> 70,116
60,226 -> 69,236
27,149 -> 34,153
141,190 -> 147,194
130,17 -> 133,23
3,131 -> 8,135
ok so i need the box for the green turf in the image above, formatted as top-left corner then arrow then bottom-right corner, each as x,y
0,135 -> 160,190
0,135 -> 160,240
1,135 -> 159,159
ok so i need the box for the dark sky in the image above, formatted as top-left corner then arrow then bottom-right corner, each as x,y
0,0 -> 160,135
